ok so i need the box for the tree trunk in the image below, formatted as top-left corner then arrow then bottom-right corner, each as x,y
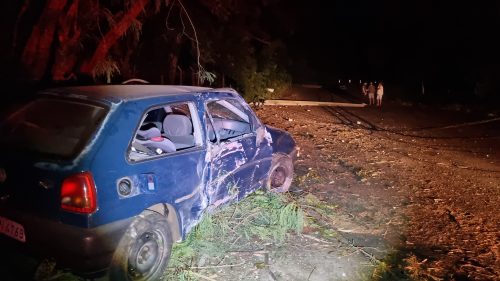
117,35 -> 140,80
21,0 -> 68,80
167,34 -> 183,84
13,0 -> 31,50
119,47 -> 136,80
167,54 -> 178,84
51,0 -> 81,81
80,0 -> 149,76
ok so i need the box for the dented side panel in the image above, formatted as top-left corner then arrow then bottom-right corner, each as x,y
208,139 -> 252,207
202,92 -> 274,209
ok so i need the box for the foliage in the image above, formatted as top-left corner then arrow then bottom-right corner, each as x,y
296,192 -> 340,239
404,255 -> 443,281
33,258 -> 80,281
91,57 -> 120,83
368,252 -> 444,281
198,68 -> 217,85
9,0 -> 296,90
219,41 -> 292,102
165,190 -> 303,280
238,59 -> 292,103
127,18 -> 143,43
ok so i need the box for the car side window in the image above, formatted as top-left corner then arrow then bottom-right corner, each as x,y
206,99 -> 252,142
128,102 -> 201,161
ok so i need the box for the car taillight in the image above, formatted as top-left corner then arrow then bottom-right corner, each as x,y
60,171 -> 97,214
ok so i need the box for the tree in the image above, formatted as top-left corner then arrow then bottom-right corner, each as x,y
12,0 -> 294,88
192,0 -> 295,98
16,0 -> 197,82
20,0 -> 70,81
79,0 -> 150,77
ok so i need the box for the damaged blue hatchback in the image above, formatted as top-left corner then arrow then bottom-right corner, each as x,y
0,85 -> 297,280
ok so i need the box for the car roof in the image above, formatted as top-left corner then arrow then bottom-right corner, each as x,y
41,85 -> 218,102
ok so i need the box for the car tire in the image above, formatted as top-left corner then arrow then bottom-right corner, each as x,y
108,211 -> 172,281
267,153 -> 294,193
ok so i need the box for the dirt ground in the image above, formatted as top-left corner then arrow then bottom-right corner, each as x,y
134,95 -> 500,281
182,94 -> 499,281
241,97 -> 499,281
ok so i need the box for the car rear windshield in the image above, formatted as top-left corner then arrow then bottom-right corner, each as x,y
0,97 -> 108,159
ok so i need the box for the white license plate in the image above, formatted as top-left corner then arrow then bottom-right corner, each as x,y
0,216 -> 26,242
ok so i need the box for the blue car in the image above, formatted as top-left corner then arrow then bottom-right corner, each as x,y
0,85 -> 297,280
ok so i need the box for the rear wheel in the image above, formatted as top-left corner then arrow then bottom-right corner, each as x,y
109,211 -> 172,281
267,153 -> 294,193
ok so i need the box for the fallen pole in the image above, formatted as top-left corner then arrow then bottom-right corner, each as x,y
262,99 -> 366,107
414,116 -> 500,131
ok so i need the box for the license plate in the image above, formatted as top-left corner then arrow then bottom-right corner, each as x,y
0,216 -> 26,242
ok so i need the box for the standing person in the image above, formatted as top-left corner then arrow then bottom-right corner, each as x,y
376,81 -> 384,107
361,82 -> 368,96
368,82 -> 376,106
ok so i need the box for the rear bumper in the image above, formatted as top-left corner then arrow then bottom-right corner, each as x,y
0,211 -> 132,275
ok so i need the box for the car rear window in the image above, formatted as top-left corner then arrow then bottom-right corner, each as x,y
0,97 -> 108,159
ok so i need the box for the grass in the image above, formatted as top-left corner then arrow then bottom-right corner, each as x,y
164,190 -> 304,280
32,259 -> 79,281
297,193 -> 339,236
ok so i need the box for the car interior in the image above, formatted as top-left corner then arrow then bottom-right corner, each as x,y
206,100 -> 252,141
129,99 -> 253,161
129,104 -> 195,161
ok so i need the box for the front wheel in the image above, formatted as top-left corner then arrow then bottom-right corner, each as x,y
267,153 -> 294,193
109,211 -> 172,281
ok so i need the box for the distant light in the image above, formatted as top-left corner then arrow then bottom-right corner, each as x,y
348,79 -> 351,83
266,88 -> 275,93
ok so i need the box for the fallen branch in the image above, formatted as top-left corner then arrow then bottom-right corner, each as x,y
301,234 -> 333,245
187,271 -> 218,281
307,266 -> 316,280
189,261 -> 246,270
344,239 -> 381,265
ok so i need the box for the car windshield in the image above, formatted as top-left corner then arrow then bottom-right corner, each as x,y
0,97 -> 108,159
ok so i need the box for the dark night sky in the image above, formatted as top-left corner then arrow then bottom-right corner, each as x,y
1,0 -> 500,98
285,0 -> 500,90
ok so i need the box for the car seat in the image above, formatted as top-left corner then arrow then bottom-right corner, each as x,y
162,114 -> 195,149
135,127 -> 176,154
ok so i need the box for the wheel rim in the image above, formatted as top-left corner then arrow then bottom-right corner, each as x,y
271,166 -> 287,188
128,231 -> 163,279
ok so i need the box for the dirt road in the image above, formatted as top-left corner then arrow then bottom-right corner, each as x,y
252,100 -> 499,281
